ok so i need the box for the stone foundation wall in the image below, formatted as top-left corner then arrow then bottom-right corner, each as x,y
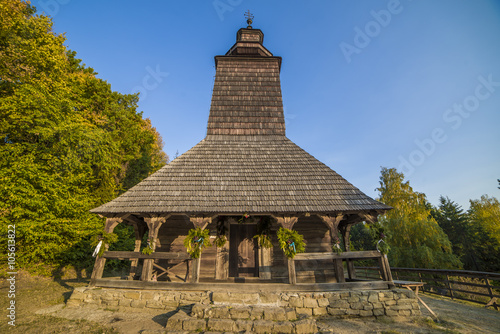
67,288 -> 420,333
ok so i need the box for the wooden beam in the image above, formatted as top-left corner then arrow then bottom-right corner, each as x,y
294,250 -> 382,260
103,251 -> 191,260
90,217 -> 122,286
93,279 -> 394,292
317,214 -> 344,245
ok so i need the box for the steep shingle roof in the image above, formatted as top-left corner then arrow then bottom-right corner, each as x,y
91,27 -> 390,216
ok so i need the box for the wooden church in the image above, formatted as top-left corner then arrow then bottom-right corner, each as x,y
89,18 -> 393,291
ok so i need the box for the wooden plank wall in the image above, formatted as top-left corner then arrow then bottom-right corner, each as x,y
291,216 -> 335,283
155,215 -> 334,283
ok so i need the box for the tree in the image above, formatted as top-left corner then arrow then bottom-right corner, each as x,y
469,195 -> 500,245
0,0 -> 167,275
376,168 -> 461,269
466,195 -> 500,272
431,197 -> 481,270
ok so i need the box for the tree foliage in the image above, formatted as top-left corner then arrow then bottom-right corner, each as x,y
432,196 -> 500,272
375,168 -> 461,269
0,0 -> 167,275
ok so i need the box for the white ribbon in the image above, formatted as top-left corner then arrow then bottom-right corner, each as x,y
92,240 -> 103,257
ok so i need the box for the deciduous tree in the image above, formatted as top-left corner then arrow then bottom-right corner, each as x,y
0,0 -> 167,274
376,168 -> 461,269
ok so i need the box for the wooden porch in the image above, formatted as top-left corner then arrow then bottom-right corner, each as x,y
90,249 -> 394,291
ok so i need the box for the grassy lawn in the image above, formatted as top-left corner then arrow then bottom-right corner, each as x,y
0,271 -> 117,334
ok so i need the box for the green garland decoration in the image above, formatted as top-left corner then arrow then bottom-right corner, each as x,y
253,216 -> 273,248
331,235 -> 343,255
141,238 -> 155,255
215,235 -> 227,248
184,228 -> 212,259
238,213 -> 250,224
215,218 -> 227,248
91,232 -> 118,257
277,227 -> 305,259
376,239 -> 390,255
254,234 -> 273,248
332,242 -> 343,255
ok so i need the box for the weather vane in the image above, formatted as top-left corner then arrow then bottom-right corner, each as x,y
244,10 -> 254,27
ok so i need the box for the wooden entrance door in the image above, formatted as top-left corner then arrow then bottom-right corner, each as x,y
229,224 -> 259,277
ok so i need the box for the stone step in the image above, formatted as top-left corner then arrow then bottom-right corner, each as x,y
165,315 -> 317,334
191,303 -> 297,321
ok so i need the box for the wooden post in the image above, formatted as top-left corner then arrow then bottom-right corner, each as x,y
378,254 -> 393,283
188,216 -> 213,283
191,258 -> 201,283
340,223 -> 356,279
140,216 -> 168,282
216,218 -> 229,280
334,258 -> 345,283
318,214 -> 346,283
128,220 -> 146,280
445,273 -> 454,299
89,217 -> 122,286
259,246 -> 272,280
484,276 -> 498,310
288,258 -> 296,285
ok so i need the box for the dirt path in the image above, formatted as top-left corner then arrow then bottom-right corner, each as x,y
418,295 -> 500,333
1,273 -> 499,333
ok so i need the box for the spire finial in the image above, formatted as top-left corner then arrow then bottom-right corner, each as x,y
244,10 -> 254,28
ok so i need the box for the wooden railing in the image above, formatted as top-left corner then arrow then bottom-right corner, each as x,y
356,266 -> 500,309
91,250 -> 395,289
291,250 -> 393,285
90,251 -> 194,286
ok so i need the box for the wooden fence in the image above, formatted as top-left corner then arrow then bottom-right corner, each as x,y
356,266 -> 500,310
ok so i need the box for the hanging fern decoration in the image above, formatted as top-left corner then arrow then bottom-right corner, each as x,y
184,228 -> 212,259
215,235 -> 227,248
254,234 -> 273,248
141,238 -> 155,255
91,232 -> 118,257
253,216 -> 273,248
277,227 -> 306,259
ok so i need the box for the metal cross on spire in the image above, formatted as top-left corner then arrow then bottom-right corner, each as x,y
244,10 -> 254,27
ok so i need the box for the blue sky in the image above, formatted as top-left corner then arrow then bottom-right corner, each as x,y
37,0 -> 500,210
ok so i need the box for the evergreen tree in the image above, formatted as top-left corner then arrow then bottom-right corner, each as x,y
431,197 -> 480,270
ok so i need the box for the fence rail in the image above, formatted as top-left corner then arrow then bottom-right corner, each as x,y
356,266 -> 500,310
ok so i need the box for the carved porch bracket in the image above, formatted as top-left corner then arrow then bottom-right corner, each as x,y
272,215 -> 299,230
317,213 -> 344,242
189,216 -> 216,230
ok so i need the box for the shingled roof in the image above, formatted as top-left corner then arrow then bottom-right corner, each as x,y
91,26 -> 390,217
